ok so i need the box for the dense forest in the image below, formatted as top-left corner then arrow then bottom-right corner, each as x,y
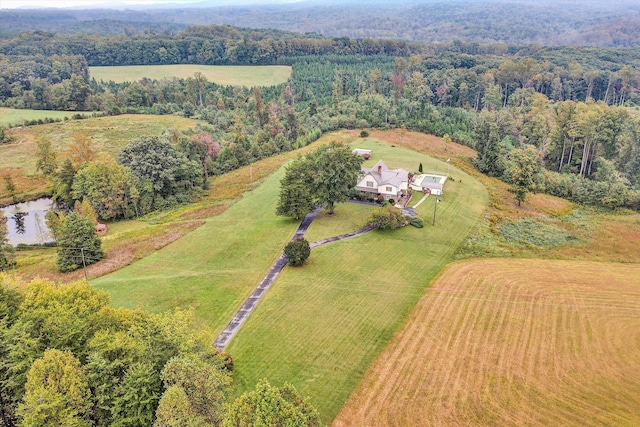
2,23 -> 640,215
1,1 -> 640,48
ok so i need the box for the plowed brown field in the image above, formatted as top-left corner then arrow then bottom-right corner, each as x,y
334,258 -> 640,427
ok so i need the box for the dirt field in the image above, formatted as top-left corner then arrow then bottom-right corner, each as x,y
333,258 -> 640,427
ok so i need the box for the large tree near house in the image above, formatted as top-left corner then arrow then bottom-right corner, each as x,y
276,142 -> 363,218
307,142 -> 364,214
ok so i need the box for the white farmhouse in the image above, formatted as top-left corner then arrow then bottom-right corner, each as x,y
355,160 -> 409,201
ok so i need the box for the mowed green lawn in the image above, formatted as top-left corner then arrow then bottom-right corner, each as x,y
0,107 -> 73,126
89,64 -> 292,86
92,164 -> 303,332
227,140 -> 487,422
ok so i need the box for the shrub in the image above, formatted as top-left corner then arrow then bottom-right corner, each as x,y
368,206 -> 408,230
388,198 -> 395,205
283,237 -> 311,266
410,216 -> 424,228
360,130 -> 369,138
498,218 -> 575,247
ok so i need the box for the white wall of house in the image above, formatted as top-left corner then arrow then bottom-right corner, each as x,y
378,184 -> 398,198
356,175 -> 377,191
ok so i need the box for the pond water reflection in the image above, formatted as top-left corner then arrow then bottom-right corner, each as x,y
1,198 -> 55,246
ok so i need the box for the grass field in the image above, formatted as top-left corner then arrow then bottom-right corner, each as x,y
89,135 -> 328,325
334,258 -> 640,427
92,164 -> 301,329
0,107 -> 73,127
0,114 -> 205,205
225,141 -> 487,422
89,65 -> 292,86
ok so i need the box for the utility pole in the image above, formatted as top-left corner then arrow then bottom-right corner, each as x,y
80,248 -> 88,282
432,197 -> 440,226
447,158 -> 450,176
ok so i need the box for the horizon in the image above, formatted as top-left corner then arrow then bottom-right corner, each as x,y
0,0 -> 300,9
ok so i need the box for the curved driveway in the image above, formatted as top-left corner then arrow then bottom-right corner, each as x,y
214,206 -> 376,350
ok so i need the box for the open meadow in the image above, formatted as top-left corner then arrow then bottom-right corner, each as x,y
0,107 -> 73,127
0,114 -> 205,205
334,258 -> 640,427
225,140 -> 487,422
89,64 -> 292,86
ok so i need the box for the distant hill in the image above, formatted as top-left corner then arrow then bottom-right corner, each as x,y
2,0 -> 640,48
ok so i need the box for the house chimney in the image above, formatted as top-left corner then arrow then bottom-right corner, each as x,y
378,165 -> 382,175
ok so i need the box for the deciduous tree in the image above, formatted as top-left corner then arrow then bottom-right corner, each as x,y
35,136 -> 58,177
507,145 -> 538,206
17,349 -> 92,427
308,142 -> 364,214
159,354 -> 231,426
223,379 -> 321,427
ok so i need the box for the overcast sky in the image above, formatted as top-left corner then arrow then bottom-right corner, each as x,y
0,0 -> 211,8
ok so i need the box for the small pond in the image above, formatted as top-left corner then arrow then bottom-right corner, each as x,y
1,198 -> 55,246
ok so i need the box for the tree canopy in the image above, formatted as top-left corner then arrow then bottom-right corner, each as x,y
277,142 -> 364,218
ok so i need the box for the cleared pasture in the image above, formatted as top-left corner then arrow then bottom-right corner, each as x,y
0,107 -> 72,126
334,258 -> 640,427
3,114 -> 203,174
0,114 -> 204,206
89,64 -> 291,86
226,141 -> 487,422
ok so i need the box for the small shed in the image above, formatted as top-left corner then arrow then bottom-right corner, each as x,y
352,148 -> 372,158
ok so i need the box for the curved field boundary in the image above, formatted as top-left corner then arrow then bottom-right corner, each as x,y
334,258 -> 640,427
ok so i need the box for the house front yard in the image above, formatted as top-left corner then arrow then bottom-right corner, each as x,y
226,139 -> 488,423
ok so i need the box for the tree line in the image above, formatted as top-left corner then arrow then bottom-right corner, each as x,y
1,1 -> 640,48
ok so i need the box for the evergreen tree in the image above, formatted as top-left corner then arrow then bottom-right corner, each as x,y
0,216 -> 15,271
110,363 -> 161,427
35,137 -> 58,177
56,213 -> 104,273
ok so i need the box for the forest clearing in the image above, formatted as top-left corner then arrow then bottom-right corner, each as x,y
0,115 -> 206,207
93,136 -> 487,422
89,64 -> 292,86
0,107 -> 72,126
333,258 -> 640,426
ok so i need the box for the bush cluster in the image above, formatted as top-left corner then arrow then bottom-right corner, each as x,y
368,206 -> 408,229
410,216 -> 425,228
